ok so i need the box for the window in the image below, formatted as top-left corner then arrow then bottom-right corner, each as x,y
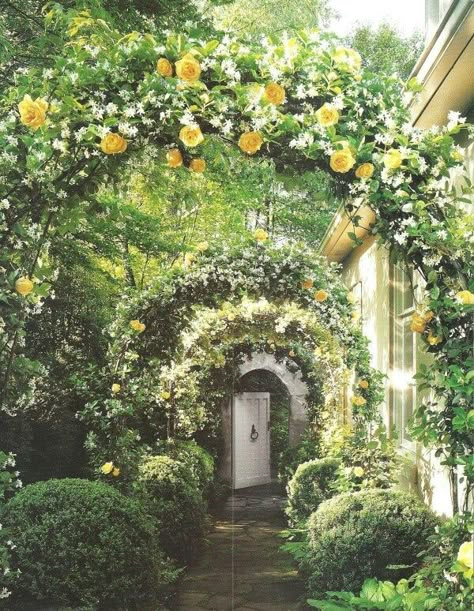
390,265 -> 416,450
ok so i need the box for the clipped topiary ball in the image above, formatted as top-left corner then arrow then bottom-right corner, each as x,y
306,489 -> 439,595
1,478 -> 165,609
286,457 -> 340,525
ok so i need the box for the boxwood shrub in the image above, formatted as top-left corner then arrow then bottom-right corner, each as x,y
1,478 -> 165,609
139,455 -> 208,564
286,457 -> 340,525
306,489 -> 439,596
278,437 -> 320,485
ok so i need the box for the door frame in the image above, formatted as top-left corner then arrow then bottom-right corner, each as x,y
232,391 -> 271,489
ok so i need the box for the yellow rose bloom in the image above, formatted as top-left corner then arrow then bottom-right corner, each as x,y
316,103 -> 339,127
130,319 -> 146,333
352,395 -> 367,406
112,467 -> 121,477
410,313 -> 426,334
239,131 -> 263,155
196,241 -> 209,252
184,252 -> 194,267
330,148 -> 356,173
227,312 -> 236,321
167,148 -> 183,168
179,125 -> 204,148
189,158 -> 206,173
111,383 -> 121,394
289,350 -> 296,357
347,291 -> 356,304
15,277 -> 34,296
353,466 -> 364,477
160,391 -> 171,400
457,541 -> 473,571
175,53 -> 201,82
157,57 -> 173,77
101,462 -> 114,475
100,133 -> 127,155
456,290 -> 474,305
18,94 -> 48,129
254,228 -> 269,242
384,149 -> 403,169
263,82 -> 286,105
422,311 -> 435,323
427,331 -> 442,346
359,379 -> 369,389
352,310 -> 361,323
302,278 -> 314,290
355,163 -> 374,179
332,47 -> 362,72
314,289 -> 329,302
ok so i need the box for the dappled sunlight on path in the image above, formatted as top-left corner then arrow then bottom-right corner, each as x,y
175,483 -> 308,610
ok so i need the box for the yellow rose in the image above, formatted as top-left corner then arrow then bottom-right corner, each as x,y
355,163 -> 374,179
422,310 -> 435,323
189,158 -> 206,173
332,47 -> 362,72
179,125 -> 204,148
196,241 -> 209,252
15,276 -> 34,296
100,133 -> 127,155
384,149 -> 402,169
254,228 -> 269,242
157,57 -> 173,77
456,290 -> 474,305
263,82 -> 286,106
314,289 -> 329,302
227,312 -> 236,321
289,350 -> 296,357
167,148 -> 183,168
316,103 -> 339,127
410,313 -> 426,334
352,395 -> 367,406
457,541 -> 473,572
160,391 -> 171,400
427,331 -> 442,346
238,131 -> 263,155
347,291 -> 356,304
184,252 -> 194,267
352,310 -> 361,323
359,379 -> 369,389
101,462 -> 114,475
330,148 -> 356,173
130,319 -> 146,333
111,383 -> 121,394
112,467 -> 121,477
18,94 -> 48,129
175,53 -> 201,82
302,278 -> 314,290
353,466 -> 364,477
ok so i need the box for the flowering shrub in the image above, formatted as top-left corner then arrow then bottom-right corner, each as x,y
0,451 -> 21,601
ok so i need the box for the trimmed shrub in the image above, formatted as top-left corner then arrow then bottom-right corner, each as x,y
1,478 -> 165,609
306,489 -> 439,596
139,455 -> 207,564
286,457 -> 340,525
278,437 -> 320,485
156,439 -> 215,498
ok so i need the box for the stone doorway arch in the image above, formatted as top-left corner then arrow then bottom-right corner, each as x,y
219,353 -> 309,485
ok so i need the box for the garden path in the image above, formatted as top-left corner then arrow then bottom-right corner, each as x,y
175,483 -> 309,611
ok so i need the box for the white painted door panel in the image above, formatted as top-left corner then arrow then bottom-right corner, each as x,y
233,392 -> 271,489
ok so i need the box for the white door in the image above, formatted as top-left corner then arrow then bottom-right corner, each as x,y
233,392 -> 271,489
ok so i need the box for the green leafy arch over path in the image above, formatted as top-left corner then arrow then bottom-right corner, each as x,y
0,5 -> 472,509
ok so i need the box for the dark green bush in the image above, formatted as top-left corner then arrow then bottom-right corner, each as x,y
306,489 -> 439,596
286,457 -> 340,525
278,437 -> 320,485
156,439 -> 215,498
139,455 -> 208,564
1,478 -> 166,609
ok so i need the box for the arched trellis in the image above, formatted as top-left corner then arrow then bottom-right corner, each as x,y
0,6 -> 472,507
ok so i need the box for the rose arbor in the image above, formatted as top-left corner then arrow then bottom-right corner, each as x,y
0,7 -> 472,510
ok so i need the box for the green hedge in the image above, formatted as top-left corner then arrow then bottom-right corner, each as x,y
286,457 -> 340,525
278,437 -> 320,485
139,455 -> 207,564
306,489 -> 439,596
1,478 -> 165,609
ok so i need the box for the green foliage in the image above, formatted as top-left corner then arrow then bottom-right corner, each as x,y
138,455 -> 208,564
278,435 -> 321,485
306,489 -> 439,596
286,457 -> 340,526
1,478 -> 167,609
0,451 -> 21,603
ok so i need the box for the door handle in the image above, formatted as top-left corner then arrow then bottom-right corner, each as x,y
250,424 -> 259,440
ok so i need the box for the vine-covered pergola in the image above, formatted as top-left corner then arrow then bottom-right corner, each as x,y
0,6 -> 472,511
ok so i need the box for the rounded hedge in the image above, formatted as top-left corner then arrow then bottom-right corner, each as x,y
139,455 -> 207,564
278,438 -> 320,485
306,489 -> 439,595
308,490 -> 439,596
1,478 -> 164,609
286,457 -> 340,525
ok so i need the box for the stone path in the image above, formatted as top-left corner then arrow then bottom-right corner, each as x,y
175,483 -> 309,611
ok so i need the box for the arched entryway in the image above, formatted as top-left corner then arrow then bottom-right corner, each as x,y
219,353 -> 309,489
